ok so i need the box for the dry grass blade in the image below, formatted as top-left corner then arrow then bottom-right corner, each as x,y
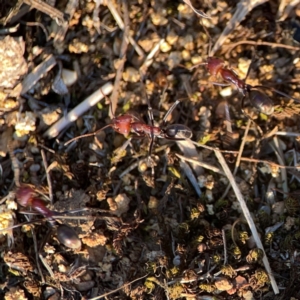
106,0 -> 144,57
11,54 -> 56,97
221,119 -> 252,199
210,0 -> 268,55
270,136 -> 289,197
182,0 -> 211,19
176,140 -> 203,176
214,149 -> 279,294
53,0 -> 79,48
23,0 -> 65,24
175,153 -> 224,175
109,0 -> 129,117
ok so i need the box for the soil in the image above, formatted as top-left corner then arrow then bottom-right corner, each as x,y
1,0 -> 300,299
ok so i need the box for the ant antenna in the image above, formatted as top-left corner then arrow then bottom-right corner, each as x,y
64,124 -> 112,146
200,18 -> 212,57
65,90 -> 116,146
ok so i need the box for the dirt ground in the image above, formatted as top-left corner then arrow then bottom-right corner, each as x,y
1,0 -> 300,299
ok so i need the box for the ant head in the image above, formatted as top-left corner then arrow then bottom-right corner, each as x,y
16,186 -> 35,207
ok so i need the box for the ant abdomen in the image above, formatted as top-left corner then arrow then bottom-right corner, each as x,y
56,224 -> 82,249
248,89 -> 274,115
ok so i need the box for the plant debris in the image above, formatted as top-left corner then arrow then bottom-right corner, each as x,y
1,0 -> 300,299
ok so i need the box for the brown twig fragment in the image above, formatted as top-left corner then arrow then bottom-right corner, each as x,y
109,0 -> 129,117
11,54 -> 57,97
23,0 -> 65,24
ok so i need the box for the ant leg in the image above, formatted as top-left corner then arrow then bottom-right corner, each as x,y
243,50 -> 256,82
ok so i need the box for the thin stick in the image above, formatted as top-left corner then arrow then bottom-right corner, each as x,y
24,213 -> 45,283
11,54 -> 57,97
41,149 -> 53,205
23,0 -> 65,24
223,40 -> 300,54
214,150 -> 279,294
106,0 -> 144,57
89,274 -> 148,300
271,137 -> 288,197
222,229 -> 228,265
175,153 -> 224,175
109,0 -> 129,117
8,142 -> 20,188
182,0 -> 211,19
220,119 -> 252,199
44,82 -> 113,138
189,139 -> 300,170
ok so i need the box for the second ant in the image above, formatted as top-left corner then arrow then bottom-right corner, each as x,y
65,99 -> 193,156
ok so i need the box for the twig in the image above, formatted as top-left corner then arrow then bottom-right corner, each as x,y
175,153 -> 224,175
23,0 -> 65,24
44,82 -> 113,138
189,139 -> 300,170
106,0 -> 144,57
11,54 -> 57,97
140,38 -> 165,72
53,0 -> 79,49
214,149 -> 279,294
270,137 -> 288,197
89,274 -> 148,300
109,0 -> 129,117
41,149 -> 53,205
182,0 -> 211,19
274,131 -> 300,137
220,119 -> 252,199
20,21 -> 49,41
222,229 -> 228,265
223,40 -> 300,55
7,140 -> 20,188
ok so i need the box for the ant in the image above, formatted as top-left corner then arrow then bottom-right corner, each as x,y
65,99 -> 193,156
194,22 -> 299,116
16,186 -> 81,249
197,56 -> 275,115
203,57 -> 278,115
